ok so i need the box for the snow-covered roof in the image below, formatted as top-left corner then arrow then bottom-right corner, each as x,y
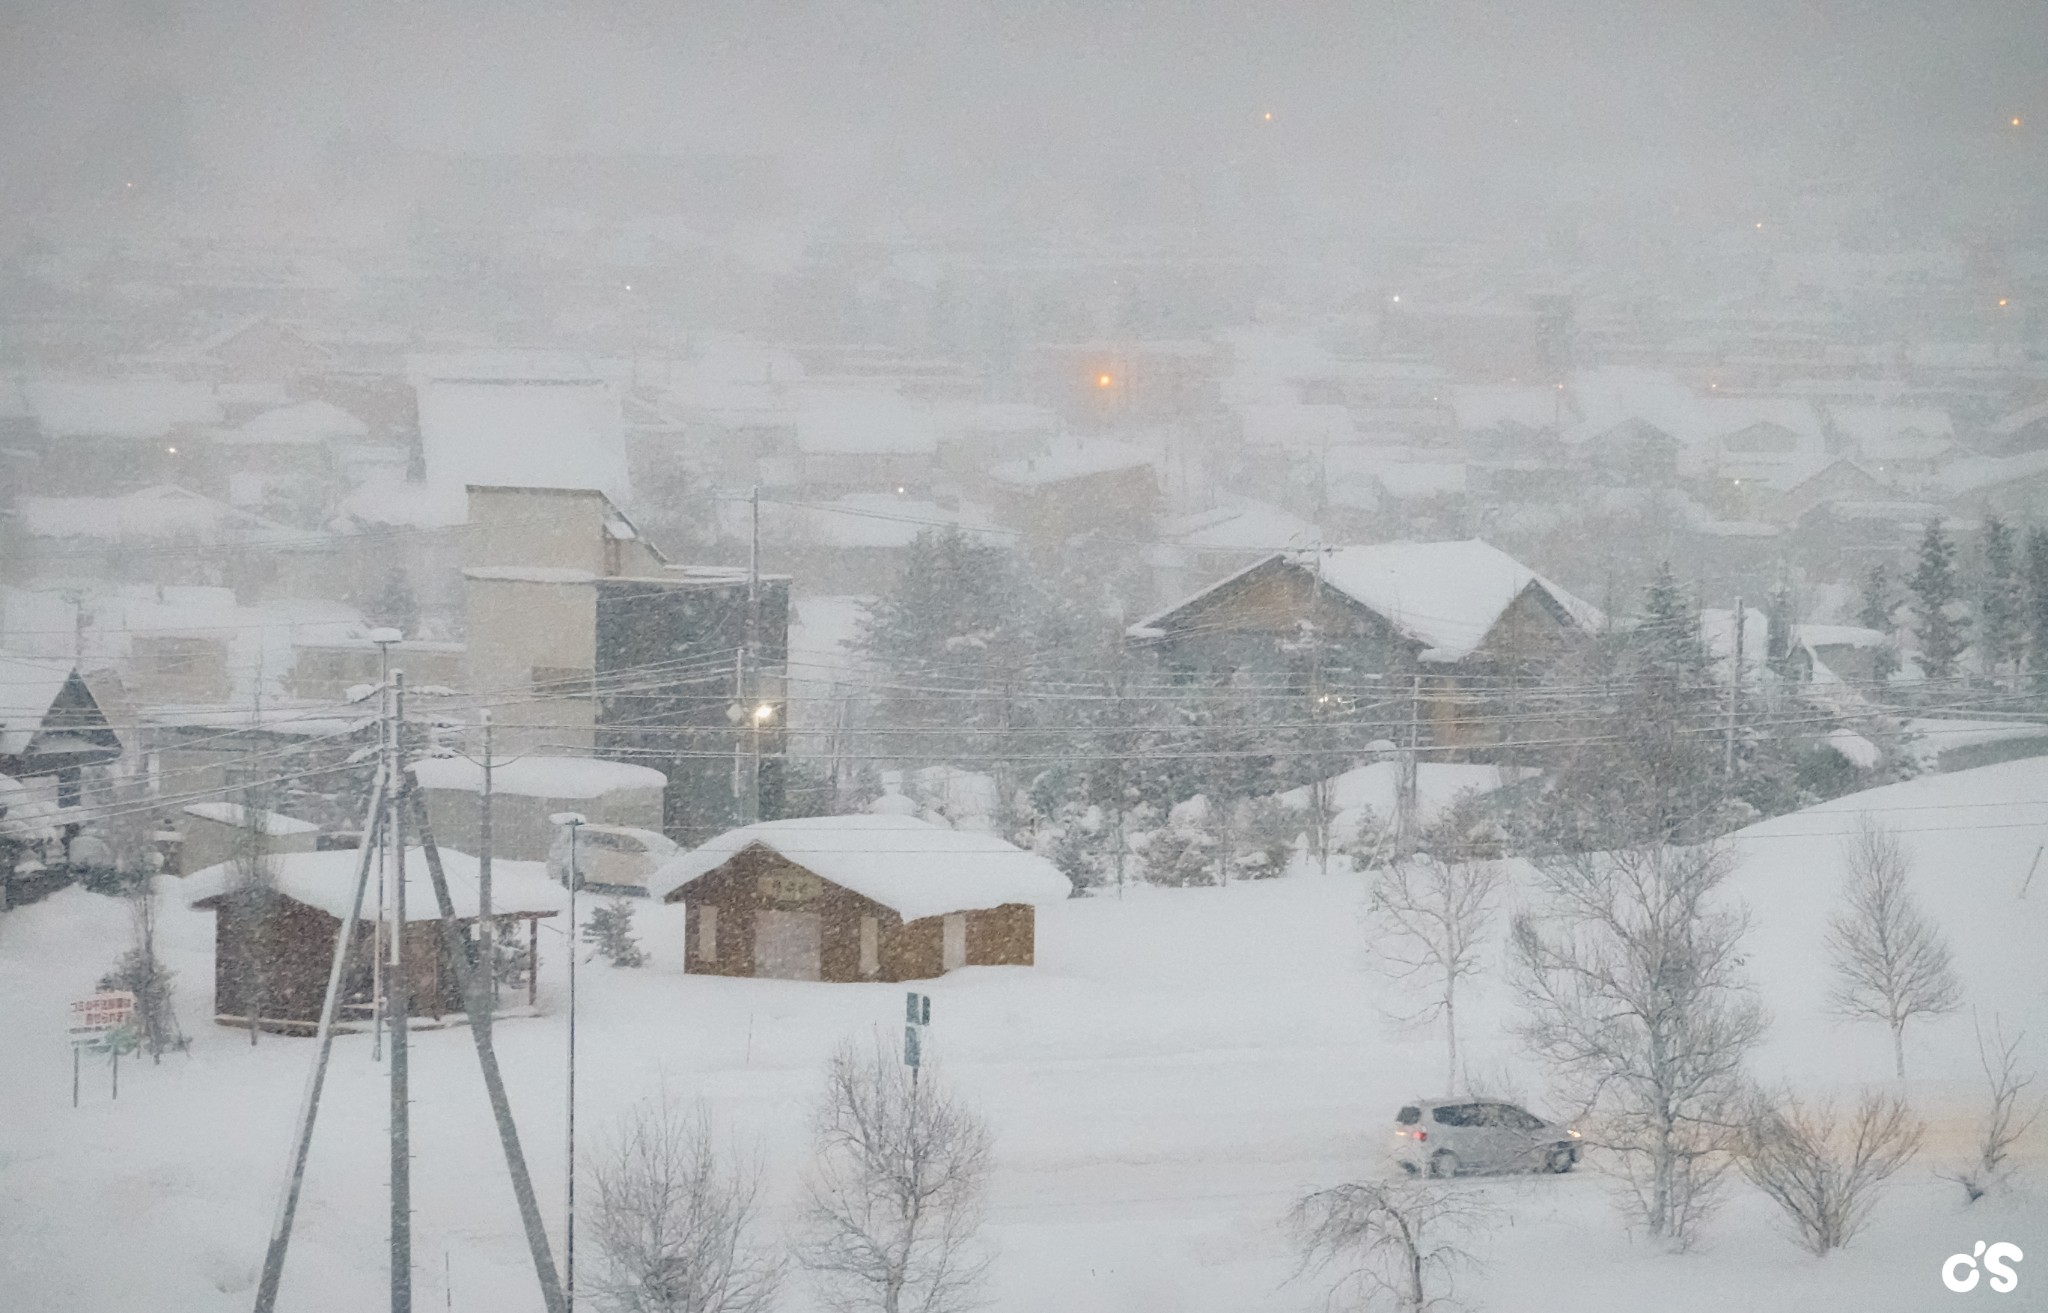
461,566 -> 599,585
789,496 -> 999,550
182,802 -> 319,836
410,755 -> 668,800
795,389 -> 939,455
649,814 -> 1072,920
1829,404 -> 1952,453
1988,399 -> 2048,437
1937,450 -> 2048,497
337,473 -> 469,529
19,485 -> 309,546
1374,462 -> 1467,500
988,442 -> 1155,488
186,846 -> 563,921
1310,541 -> 1603,661
1133,540 -> 1602,663
1451,386 -> 1564,433
1235,403 -> 1359,449
25,378 -> 221,439
221,400 -> 368,447
0,653 -> 79,757
415,370 -> 629,501
1162,500 -> 1321,553
1793,624 -> 1888,649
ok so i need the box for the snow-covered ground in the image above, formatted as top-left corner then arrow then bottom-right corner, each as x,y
3,761 -> 2044,1311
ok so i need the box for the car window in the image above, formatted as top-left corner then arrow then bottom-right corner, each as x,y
1431,1104 -> 1474,1127
1396,1106 -> 1421,1125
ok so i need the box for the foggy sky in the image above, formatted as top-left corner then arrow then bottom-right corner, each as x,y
4,1 -> 2044,245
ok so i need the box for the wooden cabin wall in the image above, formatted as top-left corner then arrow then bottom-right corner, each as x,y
965,903 -> 1034,966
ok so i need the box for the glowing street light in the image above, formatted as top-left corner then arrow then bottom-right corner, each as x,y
1096,372 -> 1114,389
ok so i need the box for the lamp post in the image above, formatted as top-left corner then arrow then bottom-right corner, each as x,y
749,701 -> 775,824
367,628 -> 401,1062
549,811 -> 586,1310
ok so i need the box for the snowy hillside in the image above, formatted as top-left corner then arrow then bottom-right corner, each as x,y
1,761 -> 2043,1311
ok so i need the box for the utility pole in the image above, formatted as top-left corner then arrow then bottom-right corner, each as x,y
1398,672 -> 1422,844
478,711 -> 495,1016
1726,598 -> 1743,778
552,812 -> 587,1312
369,628 -> 400,1061
745,484 -> 762,825
389,671 -> 412,1313
1309,546 -> 1330,876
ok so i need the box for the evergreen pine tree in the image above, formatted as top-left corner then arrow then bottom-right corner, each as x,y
1859,564 -> 1900,685
1978,516 -> 2024,681
1907,518 -> 1969,682
582,898 -> 647,967
2028,527 -> 2048,693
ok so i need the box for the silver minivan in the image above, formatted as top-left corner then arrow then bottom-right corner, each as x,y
1391,1098 -> 1581,1177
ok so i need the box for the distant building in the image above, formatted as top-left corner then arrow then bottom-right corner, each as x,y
652,815 -> 1070,982
1128,540 -> 1601,756
459,485 -> 790,841
0,652 -> 122,809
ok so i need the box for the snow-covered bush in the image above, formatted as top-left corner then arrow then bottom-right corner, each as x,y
1288,1178 -> 1489,1312
1232,797 -> 1298,879
1738,1089 -> 1922,1255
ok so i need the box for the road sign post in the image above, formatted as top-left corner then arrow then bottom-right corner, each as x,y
69,991 -> 136,1107
903,992 -> 931,1075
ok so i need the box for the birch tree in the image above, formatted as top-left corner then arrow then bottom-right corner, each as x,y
587,1096 -> 781,1313
1511,842 -> 1766,1245
1366,853 -> 1505,1092
798,1040 -> 992,1313
1825,818 -> 1962,1079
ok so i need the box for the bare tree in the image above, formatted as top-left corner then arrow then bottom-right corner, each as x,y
227,787 -> 283,1045
1288,1179 -> 1489,1312
1825,818 -> 1962,1079
798,1039 -> 993,1313
1366,854 -> 1505,1092
1510,842 -> 1766,1245
1737,1089 -> 1923,1255
94,774 -> 185,1060
585,1095 -> 782,1313
1945,1017 -> 2042,1203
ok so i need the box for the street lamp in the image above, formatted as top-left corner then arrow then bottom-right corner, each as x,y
549,811 -> 586,1310
367,627 -> 401,1062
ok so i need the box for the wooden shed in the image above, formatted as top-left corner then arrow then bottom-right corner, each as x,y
186,846 -> 561,1034
651,815 -> 1072,983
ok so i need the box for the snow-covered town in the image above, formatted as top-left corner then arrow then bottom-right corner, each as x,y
2,6 -> 2046,1311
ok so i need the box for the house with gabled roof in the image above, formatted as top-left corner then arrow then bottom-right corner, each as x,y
651,814 -> 1070,982
0,652 -> 123,808
1126,540 -> 1602,756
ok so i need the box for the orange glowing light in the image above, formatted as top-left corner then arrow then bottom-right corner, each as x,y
1096,373 -> 1114,389
2013,117 -> 2024,127
1999,298 -> 2010,307
1263,111 -> 1273,122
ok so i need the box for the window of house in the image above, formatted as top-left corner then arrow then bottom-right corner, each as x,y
531,666 -> 595,696
942,913 -> 967,971
696,905 -> 718,962
860,916 -> 880,978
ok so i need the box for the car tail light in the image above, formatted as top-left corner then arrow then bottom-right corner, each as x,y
1414,1130 -> 1426,1142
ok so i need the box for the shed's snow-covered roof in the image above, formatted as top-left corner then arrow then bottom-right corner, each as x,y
650,814 -> 1071,920
410,755 -> 667,799
1794,623 -> 1888,650
1162,500 -> 1320,553
182,802 -> 318,836
0,653 -> 78,757
186,847 -> 562,920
